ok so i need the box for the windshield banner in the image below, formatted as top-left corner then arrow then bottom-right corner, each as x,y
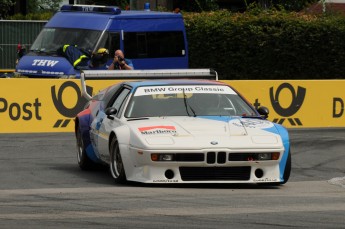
134,85 -> 236,96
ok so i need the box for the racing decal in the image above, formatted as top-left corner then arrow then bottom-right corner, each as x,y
51,81 -> 92,128
253,178 -> 278,182
134,85 -> 236,96
269,83 -> 306,126
153,179 -> 178,183
138,125 -> 177,135
230,119 -> 274,129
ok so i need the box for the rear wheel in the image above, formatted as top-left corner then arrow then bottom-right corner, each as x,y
110,137 -> 127,184
76,127 -> 95,170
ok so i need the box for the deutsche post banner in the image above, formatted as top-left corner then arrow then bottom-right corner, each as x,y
0,78 -> 344,133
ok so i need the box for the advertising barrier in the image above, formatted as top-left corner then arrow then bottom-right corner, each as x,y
0,78 -> 344,133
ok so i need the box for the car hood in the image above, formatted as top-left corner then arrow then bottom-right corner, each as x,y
127,116 -> 284,150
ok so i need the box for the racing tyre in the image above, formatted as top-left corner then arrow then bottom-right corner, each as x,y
281,151 -> 291,184
110,136 -> 127,184
76,127 -> 95,170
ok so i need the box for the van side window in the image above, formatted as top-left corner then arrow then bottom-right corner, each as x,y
124,31 -> 185,58
96,32 -> 120,58
108,32 -> 121,58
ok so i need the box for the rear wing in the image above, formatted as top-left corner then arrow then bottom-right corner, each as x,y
80,69 -> 218,100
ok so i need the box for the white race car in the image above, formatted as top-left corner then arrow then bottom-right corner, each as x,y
75,69 -> 291,185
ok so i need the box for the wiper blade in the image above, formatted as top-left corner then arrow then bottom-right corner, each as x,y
30,49 -> 46,53
30,49 -> 57,55
183,88 -> 196,117
127,117 -> 149,121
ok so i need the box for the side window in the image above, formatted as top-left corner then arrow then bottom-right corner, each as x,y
108,32 -> 121,58
110,88 -> 131,118
124,31 -> 185,58
103,84 -> 122,107
96,32 -> 120,59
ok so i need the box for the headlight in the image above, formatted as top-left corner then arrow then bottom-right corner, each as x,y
257,153 -> 280,161
258,153 -> 271,160
151,153 -> 175,161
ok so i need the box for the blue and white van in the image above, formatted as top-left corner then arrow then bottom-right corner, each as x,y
15,4 -> 189,78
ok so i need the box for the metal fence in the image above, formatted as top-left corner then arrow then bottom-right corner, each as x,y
0,20 -> 47,69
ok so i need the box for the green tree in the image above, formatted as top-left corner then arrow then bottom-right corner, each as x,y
28,0 -> 63,13
172,0 -> 218,12
0,0 -> 15,19
84,0 -> 129,9
85,0 -> 218,12
257,0 -> 319,11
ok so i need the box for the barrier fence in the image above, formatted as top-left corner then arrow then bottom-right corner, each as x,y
0,20 -> 47,69
0,78 -> 344,133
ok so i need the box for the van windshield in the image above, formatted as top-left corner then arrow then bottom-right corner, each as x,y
30,28 -> 102,53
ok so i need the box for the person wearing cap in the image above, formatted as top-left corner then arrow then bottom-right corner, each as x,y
89,48 -> 110,69
58,45 -> 109,70
108,49 -> 134,70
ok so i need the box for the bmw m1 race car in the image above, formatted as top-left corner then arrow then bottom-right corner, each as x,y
75,69 -> 291,185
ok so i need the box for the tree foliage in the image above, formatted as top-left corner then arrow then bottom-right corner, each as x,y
0,0 -> 15,19
85,0 -> 218,12
84,0 -> 129,9
28,0 -> 63,13
185,10 -> 345,79
257,0 -> 319,11
180,0 -> 219,12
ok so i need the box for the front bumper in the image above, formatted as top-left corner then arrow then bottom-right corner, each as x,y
120,145 -> 285,184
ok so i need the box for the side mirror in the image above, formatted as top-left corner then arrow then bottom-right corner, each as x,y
105,107 -> 117,120
257,106 -> 269,119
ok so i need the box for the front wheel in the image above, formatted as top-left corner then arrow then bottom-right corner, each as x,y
110,136 -> 127,184
281,151 -> 291,184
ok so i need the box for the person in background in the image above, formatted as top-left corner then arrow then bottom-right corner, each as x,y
173,8 -> 181,14
58,45 -> 109,70
16,43 -> 26,65
89,48 -> 109,69
108,49 -> 134,70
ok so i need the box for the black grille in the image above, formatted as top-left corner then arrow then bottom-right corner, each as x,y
229,153 -> 250,161
175,153 -> 204,162
207,152 -> 227,164
217,152 -> 226,164
179,166 -> 251,181
207,152 -> 216,164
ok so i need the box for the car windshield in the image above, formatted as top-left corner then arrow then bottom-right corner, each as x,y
30,28 -> 102,53
125,85 -> 257,118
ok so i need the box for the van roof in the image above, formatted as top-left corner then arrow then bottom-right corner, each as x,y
46,5 -> 183,30
59,4 -> 182,18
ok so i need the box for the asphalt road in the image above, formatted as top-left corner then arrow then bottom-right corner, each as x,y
0,129 -> 344,228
